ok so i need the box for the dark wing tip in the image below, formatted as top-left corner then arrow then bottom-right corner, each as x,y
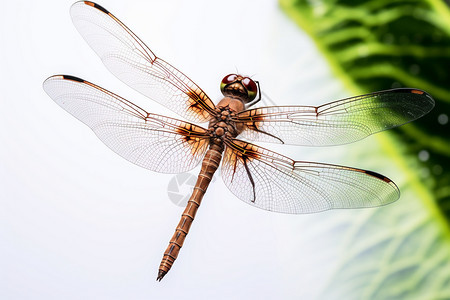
363,169 -> 400,200
363,170 -> 392,183
412,89 -> 435,110
377,88 -> 435,121
391,88 -> 435,109
43,75 -> 85,89
61,75 -> 85,83
72,1 -> 110,14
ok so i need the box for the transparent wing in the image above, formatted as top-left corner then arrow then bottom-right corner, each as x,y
43,75 -> 210,173
234,88 -> 434,146
221,139 -> 399,214
70,1 -> 215,123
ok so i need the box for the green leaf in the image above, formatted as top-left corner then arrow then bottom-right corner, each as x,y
279,0 -> 450,298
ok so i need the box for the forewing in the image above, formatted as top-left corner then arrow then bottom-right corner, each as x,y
221,139 -> 399,214
70,1 -> 215,123
234,88 -> 434,146
43,75 -> 210,173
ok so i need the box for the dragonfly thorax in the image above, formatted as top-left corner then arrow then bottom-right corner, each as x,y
216,97 -> 245,113
208,101 -> 244,142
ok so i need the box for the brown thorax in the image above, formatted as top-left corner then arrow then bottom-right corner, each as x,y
208,99 -> 245,144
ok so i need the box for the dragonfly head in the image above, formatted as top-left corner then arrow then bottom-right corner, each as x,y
220,74 -> 258,103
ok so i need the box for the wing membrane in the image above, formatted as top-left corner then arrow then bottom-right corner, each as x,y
70,1 -> 215,123
221,139 -> 399,214
43,75 -> 210,173
234,88 -> 435,146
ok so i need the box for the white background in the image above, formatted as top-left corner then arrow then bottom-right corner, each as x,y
0,0 -> 380,299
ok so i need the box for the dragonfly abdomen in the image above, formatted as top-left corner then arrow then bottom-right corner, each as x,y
157,144 -> 223,281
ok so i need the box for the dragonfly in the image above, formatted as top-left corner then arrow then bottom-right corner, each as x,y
43,1 -> 435,281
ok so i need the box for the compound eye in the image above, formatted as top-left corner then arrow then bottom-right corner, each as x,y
242,77 -> 257,93
222,74 -> 238,84
241,77 -> 257,101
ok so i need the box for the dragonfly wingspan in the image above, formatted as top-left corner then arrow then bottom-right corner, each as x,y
221,139 -> 399,214
43,75 -> 210,173
70,1 -> 216,123
234,89 -> 434,146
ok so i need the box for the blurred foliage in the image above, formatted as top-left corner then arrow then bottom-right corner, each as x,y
280,0 -> 450,298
